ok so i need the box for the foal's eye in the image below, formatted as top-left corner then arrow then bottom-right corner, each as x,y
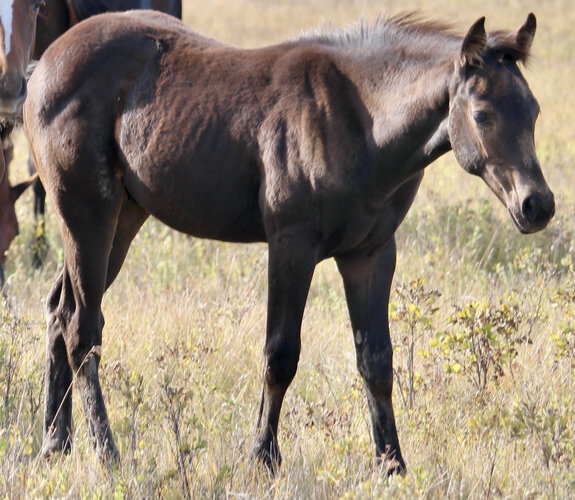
472,111 -> 493,127
33,0 -> 43,12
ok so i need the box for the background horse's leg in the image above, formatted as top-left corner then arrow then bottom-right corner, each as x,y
252,229 -> 317,472
28,155 -> 47,267
335,238 -> 406,475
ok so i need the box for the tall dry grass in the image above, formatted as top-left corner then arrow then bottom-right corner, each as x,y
2,0 -> 575,497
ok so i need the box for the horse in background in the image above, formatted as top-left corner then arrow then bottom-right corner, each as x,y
0,0 -> 182,271
1,0 -> 181,115
25,11 -> 553,473
0,120 -> 35,291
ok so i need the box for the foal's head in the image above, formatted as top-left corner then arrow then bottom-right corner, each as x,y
0,0 -> 42,116
448,14 -> 554,233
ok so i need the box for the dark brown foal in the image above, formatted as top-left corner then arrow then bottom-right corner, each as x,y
24,11 -> 553,472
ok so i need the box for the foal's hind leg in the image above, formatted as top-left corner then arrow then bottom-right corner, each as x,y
252,229 -> 317,471
42,194 -> 148,459
44,180 -> 127,461
42,271 -> 74,457
335,238 -> 406,475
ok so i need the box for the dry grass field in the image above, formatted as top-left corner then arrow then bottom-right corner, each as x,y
2,0 -> 575,497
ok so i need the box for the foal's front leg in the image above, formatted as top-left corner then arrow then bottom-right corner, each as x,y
335,238 -> 405,474
252,230 -> 317,471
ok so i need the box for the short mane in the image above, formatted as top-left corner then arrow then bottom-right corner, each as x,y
296,13 -> 458,49
297,13 -> 531,64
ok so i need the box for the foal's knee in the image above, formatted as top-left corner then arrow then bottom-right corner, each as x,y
264,336 -> 301,389
357,347 -> 394,398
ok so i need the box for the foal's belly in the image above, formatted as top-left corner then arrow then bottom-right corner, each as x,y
123,160 -> 267,243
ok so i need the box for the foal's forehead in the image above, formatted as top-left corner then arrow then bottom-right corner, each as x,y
467,60 -> 535,105
0,0 -> 15,55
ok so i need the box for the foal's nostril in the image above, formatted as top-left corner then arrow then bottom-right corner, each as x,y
522,193 -> 554,226
522,195 -> 541,223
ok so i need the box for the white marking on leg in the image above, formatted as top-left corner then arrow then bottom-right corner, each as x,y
0,0 -> 14,56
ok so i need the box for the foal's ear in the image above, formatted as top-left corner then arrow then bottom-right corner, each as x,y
461,17 -> 487,68
516,13 -> 536,56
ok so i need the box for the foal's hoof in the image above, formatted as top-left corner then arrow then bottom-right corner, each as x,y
96,439 -> 121,466
251,442 -> 281,475
377,455 -> 406,477
40,437 -> 71,461
384,457 -> 406,476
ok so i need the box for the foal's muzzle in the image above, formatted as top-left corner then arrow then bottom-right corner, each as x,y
514,190 -> 555,234
523,193 -> 555,224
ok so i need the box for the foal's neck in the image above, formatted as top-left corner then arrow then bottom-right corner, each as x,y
343,50 -> 454,187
